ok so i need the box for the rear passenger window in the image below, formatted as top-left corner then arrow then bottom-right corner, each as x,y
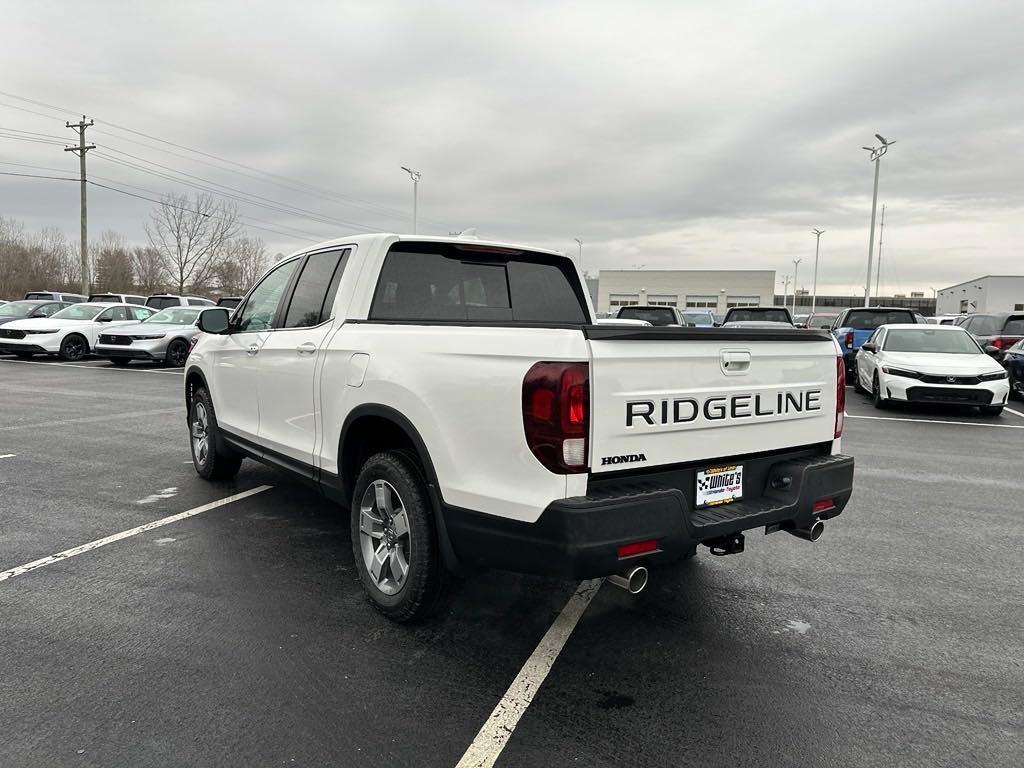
369,244 -> 586,324
130,307 -> 153,321
282,249 -> 350,328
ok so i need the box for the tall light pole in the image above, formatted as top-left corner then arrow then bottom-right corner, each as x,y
791,257 -> 802,314
862,134 -> 895,307
781,274 -> 791,311
573,237 -> 583,274
874,203 -> 886,300
810,228 -> 825,314
400,166 -> 421,233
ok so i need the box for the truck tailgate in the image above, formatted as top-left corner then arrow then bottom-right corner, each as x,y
585,326 -> 840,473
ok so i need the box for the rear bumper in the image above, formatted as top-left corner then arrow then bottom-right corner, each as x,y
442,452 -> 854,578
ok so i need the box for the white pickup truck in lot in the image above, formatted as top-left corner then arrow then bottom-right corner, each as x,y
185,234 -> 854,621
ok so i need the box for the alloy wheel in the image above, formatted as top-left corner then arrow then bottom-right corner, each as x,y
191,402 -> 210,465
358,479 -> 412,595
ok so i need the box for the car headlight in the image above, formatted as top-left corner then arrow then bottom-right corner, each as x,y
130,334 -> 166,340
881,366 -> 921,379
980,370 -> 1008,381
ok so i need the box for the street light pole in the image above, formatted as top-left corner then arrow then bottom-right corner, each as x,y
781,274 -> 791,311
874,203 -> 886,300
862,134 -> 895,307
792,257 -> 802,314
810,228 -> 825,315
573,237 -> 583,273
400,166 -> 421,233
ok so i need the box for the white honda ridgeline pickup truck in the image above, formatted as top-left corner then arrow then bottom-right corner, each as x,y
186,234 -> 854,621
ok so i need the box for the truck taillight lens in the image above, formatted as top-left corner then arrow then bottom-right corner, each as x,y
835,356 -> 845,438
845,331 -> 854,349
523,361 -> 589,474
992,337 -> 1018,350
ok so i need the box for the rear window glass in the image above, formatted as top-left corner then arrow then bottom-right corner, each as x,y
844,310 -> 915,329
369,243 -> 587,324
24,293 -> 52,300
727,308 -> 791,323
89,294 -> 118,302
617,307 -> 678,326
1002,316 -> 1024,335
146,297 -> 179,310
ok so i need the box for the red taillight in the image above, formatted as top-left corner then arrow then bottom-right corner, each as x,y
992,337 -> 1017,350
835,356 -> 845,438
618,540 -> 658,558
812,498 -> 836,513
845,331 -> 854,349
523,361 -> 589,474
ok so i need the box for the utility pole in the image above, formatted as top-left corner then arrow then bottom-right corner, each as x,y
400,166 -> 421,233
810,229 -> 825,314
874,203 -> 886,300
781,274 -> 791,311
65,116 -> 96,295
791,257 -> 802,314
573,238 -> 583,273
862,134 -> 895,307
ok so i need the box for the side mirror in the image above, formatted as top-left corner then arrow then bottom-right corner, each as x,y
198,307 -> 231,334
96,316 -> 113,323
795,322 -> 807,328
984,345 -> 1001,357
713,322 -> 722,328
29,311 -> 47,318
861,342 -> 877,353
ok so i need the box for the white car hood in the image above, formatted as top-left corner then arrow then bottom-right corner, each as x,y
880,351 -> 1003,376
3,317 -> 90,331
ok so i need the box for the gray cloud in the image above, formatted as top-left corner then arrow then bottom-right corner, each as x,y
2,0 -> 1022,293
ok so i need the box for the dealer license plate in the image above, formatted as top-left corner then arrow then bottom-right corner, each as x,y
696,464 -> 743,507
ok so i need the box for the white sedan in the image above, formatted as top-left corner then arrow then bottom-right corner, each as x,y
0,302 -> 154,361
855,324 -> 1010,416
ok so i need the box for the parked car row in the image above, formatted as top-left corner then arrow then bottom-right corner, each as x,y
0,302 -> 218,365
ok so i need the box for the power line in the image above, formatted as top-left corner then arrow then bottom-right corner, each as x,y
0,170 -> 77,181
0,90 -> 448,229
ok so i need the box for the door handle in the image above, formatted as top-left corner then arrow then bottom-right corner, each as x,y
247,343 -> 260,356
296,342 -> 318,355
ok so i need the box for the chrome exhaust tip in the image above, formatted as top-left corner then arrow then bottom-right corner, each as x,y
787,519 -> 825,542
608,565 -> 648,594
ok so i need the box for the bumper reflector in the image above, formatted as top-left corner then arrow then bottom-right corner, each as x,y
812,498 -> 836,513
618,539 -> 658,558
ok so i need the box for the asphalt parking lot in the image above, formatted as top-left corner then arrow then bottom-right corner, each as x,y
1,357 -> 1021,768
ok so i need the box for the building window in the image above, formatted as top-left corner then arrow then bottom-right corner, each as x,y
685,294 -> 717,308
960,299 -> 969,313
1015,303 -> 1024,311
726,295 -> 759,308
646,294 -> 677,307
609,294 -> 639,307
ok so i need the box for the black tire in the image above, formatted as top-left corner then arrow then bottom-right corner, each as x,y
853,365 -> 867,394
351,451 -> 449,622
980,405 -> 1004,417
872,373 -> 888,410
58,334 -> 88,361
188,387 -> 242,480
109,358 -> 131,367
166,338 -> 190,367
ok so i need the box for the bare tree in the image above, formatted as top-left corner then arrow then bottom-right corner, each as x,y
213,235 -> 268,295
131,246 -> 165,295
94,230 -> 134,292
145,193 -> 239,294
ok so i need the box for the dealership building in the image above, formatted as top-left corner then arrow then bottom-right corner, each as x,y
935,275 -> 1024,315
595,270 -> 775,315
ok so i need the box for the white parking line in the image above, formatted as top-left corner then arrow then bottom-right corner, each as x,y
846,413 -> 1024,429
0,407 -> 180,432
456,579 -> 603,768
0,358 -> 183,375
1005,406 -> 1024,419
0,453 -> 15,459
0,485 -> 272,583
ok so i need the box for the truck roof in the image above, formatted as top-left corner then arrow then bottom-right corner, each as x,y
285,233 -> 565,260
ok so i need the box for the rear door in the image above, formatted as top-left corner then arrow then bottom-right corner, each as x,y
586,326 -> 840,473
256,248 -> 351,468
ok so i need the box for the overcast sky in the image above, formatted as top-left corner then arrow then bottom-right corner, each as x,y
2,0 -> 1022,294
